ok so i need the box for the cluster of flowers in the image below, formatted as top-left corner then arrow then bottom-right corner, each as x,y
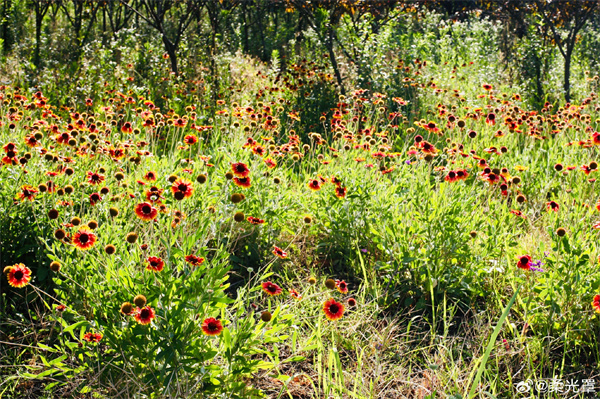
5,74 -> 600,352
261,277 -> 355,321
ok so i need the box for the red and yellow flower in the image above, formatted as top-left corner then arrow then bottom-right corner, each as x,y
89,192 -> 102,206
145,187 -> 164,203
87,171 -> 105,185
516,255 -> 531,270
264,158 -> 277,169
445,170 -> 458,183
18,185 -> 38,201
143,171 -> 157,182
134,306 -> 156,325
73,227 -> 97,250
261,281 -> 283,296
335,186 -> 347,199
135,202 -> 158,221
593,295 -> 600,313
171,178 -> 194,199
233,176 -> 251,188
184,134 -> 198,145
231,162 -> 250,177
272,246 -> 287,259
323,298 -> 344,321
5,263 -> 32,288
83,332 -> 103,343
184,254 -> 205,266
146,256 -> 165,272
289,289 -> 302,300
247,216 -> 265,225
336,280 -> 349,294
546,201 -> 559,212
308,179 -> 321,191
201,317 -> 224,336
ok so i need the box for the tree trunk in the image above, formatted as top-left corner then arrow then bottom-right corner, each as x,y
101,7 -> 108,47
210,29 -> 218,103
534,54 -> 543,109
163,36 -> 178,75
208,7 -> 220,104
564,47 -> 572,103
34,10 -> 43,68
295,14 -> 304,56
254,6 -> 267,61
326,26 -> 345,95
241,4 -> 248,53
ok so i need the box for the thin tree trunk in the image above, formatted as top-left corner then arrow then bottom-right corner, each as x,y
34,10 -> 43,68
163,36 -> 178,75
327,26 -> 345,95
534,54 -> 543,108
241,4 -> 248,53
564,46 -> 572,103
208,6 -> 220,104
210,29 -> 218,102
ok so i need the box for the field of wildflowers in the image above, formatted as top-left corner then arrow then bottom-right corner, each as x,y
2,2 -> 600,398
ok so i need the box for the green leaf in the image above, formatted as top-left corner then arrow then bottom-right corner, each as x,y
222,327 -> 231,350
62,320 -> 90,336
282,355 -> 306,363
466,286 -> 520,399
37,343 -> 58,352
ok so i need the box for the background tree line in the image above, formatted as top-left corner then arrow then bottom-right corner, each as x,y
1,0 -> 599,108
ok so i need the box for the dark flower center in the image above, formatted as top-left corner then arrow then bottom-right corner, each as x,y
140,309 -> 150,318
142,205 -> 151,213
79,233 -> 89,243
14,270 -> 23,280
329,304 -> 339,314
267,285 -> 277,293
449,172 -> 456,178
519,257 -> 529,265
178,183 -> 187,191
208,322 -> 218,331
